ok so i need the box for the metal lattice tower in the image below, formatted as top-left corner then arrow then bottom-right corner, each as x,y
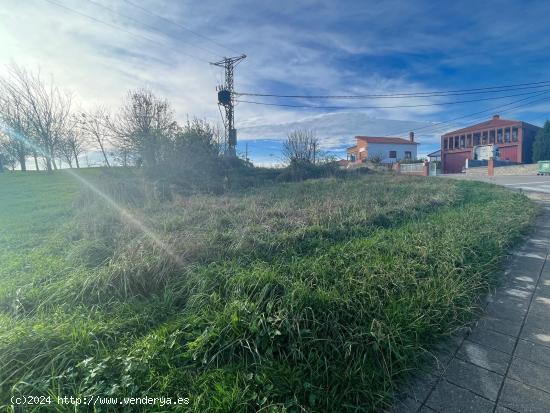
211,54 -> 246,157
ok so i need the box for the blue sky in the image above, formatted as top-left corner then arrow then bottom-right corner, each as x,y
1,0 -> 550,164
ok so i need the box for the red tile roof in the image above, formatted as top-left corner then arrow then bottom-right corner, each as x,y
442,116 -> 520,136
355,136 -> 418,145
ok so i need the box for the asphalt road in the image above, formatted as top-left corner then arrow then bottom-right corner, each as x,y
444,174 -> 550,195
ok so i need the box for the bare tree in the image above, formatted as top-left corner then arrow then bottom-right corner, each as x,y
0,135 -> 18,171
79,107 -> 112,167
110,89 -> 176,168
0,65 -> 72,172
58,114 -> 87,168
282,129 -> 319,164
0,75 -> 33,170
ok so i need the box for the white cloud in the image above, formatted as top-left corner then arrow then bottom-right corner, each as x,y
239,111 -> 437,149
0,0 -> 450,126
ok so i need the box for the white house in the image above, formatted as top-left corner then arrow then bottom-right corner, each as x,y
346,132 -> 418,163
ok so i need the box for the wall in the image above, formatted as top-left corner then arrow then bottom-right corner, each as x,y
465,166 -> 489,177
494,163 -> 538,176
465,163 -> 538,177
366,143 -> 417,161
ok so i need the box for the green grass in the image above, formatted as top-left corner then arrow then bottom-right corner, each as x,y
0,169 -> 537,412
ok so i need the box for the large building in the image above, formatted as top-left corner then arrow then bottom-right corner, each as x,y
346,132 -> 418,164
441,115 -> 540,174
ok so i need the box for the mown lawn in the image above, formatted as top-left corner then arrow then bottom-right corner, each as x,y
0,169 -> 537,412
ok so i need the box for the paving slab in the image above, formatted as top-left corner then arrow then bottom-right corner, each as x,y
418,406 -> 438,412
455,340 -> 510,375
475,315 -> 522,337
443,358 -> 503,401
391,396 -> 422,413
403,373 -> 439,404
499,379 -> 550,413
467,328 -> 517,354
520,323 -> 550,347
514,339 -> 550,369
494,406 -> 516,413
508,357 -> 550,393
425,380 -> 494,413
419,348 -> 453,377
484,299 -> 528,323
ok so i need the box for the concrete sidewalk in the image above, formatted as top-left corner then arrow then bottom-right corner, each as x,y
394,200 -> 550,413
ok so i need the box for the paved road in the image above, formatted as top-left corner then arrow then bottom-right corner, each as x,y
443,174 -> 550,196
393,201 -> 550,412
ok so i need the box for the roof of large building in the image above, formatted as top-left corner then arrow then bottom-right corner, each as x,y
355,136 -> 418,145
442,115 -> 538,136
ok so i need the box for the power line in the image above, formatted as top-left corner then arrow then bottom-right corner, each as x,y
236,80 -> 550,99
84,0 -> 223,59
236,88 -> 550,110
43,0 -> 210,64
122,0 -> 243,56
383,90 -> 550,142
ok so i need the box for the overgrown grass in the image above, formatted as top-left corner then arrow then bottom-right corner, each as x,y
0,169 -> 537,412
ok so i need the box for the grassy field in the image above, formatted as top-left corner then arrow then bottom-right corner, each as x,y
0,169 -> 537,412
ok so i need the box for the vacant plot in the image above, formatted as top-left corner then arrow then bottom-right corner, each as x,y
0,170 -> 537,412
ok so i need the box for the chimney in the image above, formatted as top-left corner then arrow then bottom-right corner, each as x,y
409,131 -> 415,142
493,114 -> 500,120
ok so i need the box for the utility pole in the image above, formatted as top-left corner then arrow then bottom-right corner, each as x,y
313,141 -> 317,165
211,54 -> 246,157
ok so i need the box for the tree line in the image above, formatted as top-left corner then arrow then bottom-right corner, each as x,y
0,64 -> 333,178
0,65 -> 226,173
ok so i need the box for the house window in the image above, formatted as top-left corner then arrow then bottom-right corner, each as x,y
497,129 -> 503,143
489,130 -> 495,144
350,154 -> 356,162
512,127 -> 518,142
405,151 -> 412,159
454,136 -> 459,148
482,131 -> 488,145
444,138 -> 448,150
474,133 -> 481,146
389,150 -> 397,159
467,134 -> 472,147
460,135 -> 465,148
505,128 -> 511,143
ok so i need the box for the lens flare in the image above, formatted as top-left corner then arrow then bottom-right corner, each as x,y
0,122 -> 183,267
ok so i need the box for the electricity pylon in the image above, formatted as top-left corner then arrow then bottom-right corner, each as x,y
211,54 -> 246,157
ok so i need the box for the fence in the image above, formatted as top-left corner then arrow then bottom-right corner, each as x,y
400,163 -> 425,174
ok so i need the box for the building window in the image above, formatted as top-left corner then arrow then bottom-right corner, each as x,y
505,128 -> 511,143
497,129 -> 503,143
444,138 -> 448,150
389,150 -> 397,158
467,134 -> 472,147
350,154 -> 356,162
489,130 -> 495,144
482,131 -> 488,145
404,151 -> 412,159
459,135 -> 464,148
474,133 -> 481,146
512,127 -> 518,142
454,136 -> 459,148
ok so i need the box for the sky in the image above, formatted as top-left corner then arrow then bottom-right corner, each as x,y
1,0 -> 550,165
